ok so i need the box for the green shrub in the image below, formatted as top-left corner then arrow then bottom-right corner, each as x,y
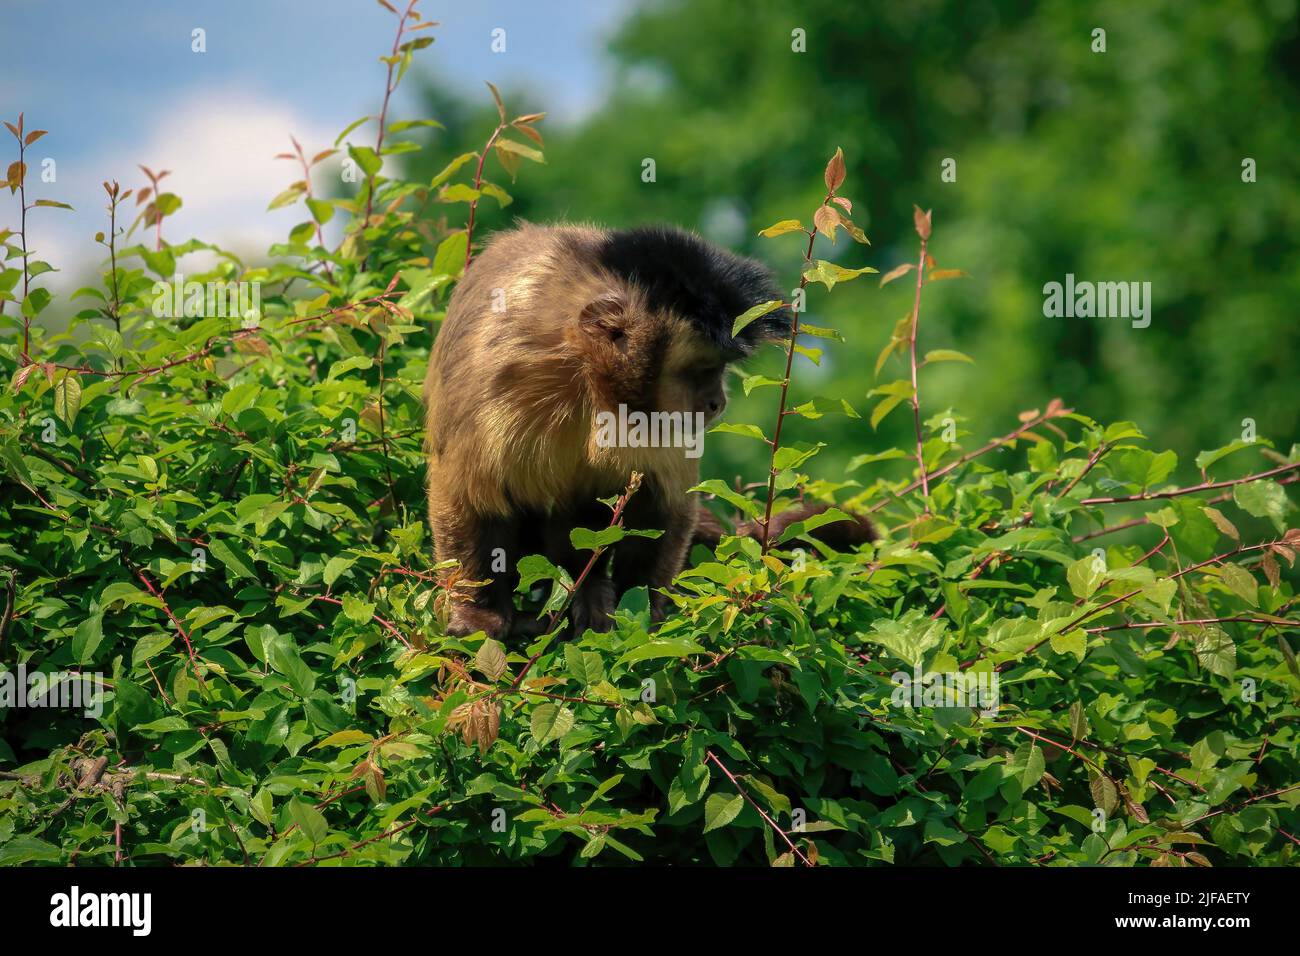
1,7 -> 1296,866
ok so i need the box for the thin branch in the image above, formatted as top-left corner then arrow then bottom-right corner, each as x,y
359,0 -> 418,269
508,473 -> 642,691
907,210 -> 930,503
1086,615 -> 1300,633
289,135 -> 333,281
464,118 -> 507,271
867,400 -> 1071,514
131,565 -> 201,681
1072,472 -> 1300,543
759,214 -> 828,552
706,750 -> 812,866
310,593 -> 410,648
1056,440 -> 1113,499
1079,460 -> 1300,506
39,286 -> 401,381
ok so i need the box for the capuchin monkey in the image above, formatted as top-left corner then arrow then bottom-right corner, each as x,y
423,223 -> 873,639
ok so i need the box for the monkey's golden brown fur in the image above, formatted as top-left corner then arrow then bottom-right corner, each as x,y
424,222 -> 867,638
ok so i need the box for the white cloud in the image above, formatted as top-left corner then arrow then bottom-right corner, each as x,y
35,88 -> 341,293
112,88 -> 341,258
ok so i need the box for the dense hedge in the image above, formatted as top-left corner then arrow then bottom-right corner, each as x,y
1,7 -> 1297,866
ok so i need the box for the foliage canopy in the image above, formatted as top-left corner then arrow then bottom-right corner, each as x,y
0,5 -> 1297,867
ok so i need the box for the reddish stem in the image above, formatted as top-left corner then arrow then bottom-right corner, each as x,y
464,122 -> 506,272
907,236 -> 929,503
759,218 -> 824,552
706,750 -> 812,866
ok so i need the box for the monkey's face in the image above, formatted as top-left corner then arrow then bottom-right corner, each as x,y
656,345 -> 729,424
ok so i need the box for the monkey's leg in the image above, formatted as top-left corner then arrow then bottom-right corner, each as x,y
433,503 -> 519,639
543,504 -> 615,634
611,493 -> 695,625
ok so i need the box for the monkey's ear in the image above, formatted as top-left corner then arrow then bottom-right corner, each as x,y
579,290 -> 628,345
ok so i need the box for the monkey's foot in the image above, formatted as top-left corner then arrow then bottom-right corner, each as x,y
446,604 -> 510,639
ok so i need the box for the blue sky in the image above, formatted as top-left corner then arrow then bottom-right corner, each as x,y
0,0 -> 632,286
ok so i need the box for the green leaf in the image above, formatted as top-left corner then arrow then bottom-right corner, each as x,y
703,792 -> 744,832
53,371 -> 81,427
268,633 -> 316,697
347,144 -> 383,178
564,644 -> 604,685
758,219 -> 804,237
619,637 -> 707,665
432,231 -> 468,278
1192,626 -> 1236,679
689,479 -> 763,520
1010,741 -> 1046,790
802,259 -> 877,290
430,151 -> 477,188
334,115 -> 373,146
1066,554 -> 1107,599
530,703 -> 574,744
711,422 -> 769,442
495,138 -> 545,164
570,526 -> 625,550
323,555 -> 356,586
732,299 -> 784,337
267,182 -> 306,210
131,632 -> 174,668
154,193 -> 182,216
0,836 -> 63,865
438,183 -> 480,203
340,593 -> 376,624
476,638 -> 508,681
1111,448 -> 1177,489
777,506 -> 852,544
388,117 -> 444,133
1049,629 -> 1087,661
847,448 -> 909,472
289,799 -> 327,844
73,613 -> 105,664
1233,480 -> 1292,533
868,380 -> 913,430
923,349 -> 975,365
209,538 -> 257,580
741,373 -> 783,396
1069,702 -> 1089,740
1218,564 -> 1258,607
480,182 -> 512,207
312,729 -> 373,750
1194,439 -> 1270,473
773,441 -> 823,471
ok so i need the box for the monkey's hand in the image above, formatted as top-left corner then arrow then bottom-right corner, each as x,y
447,603 -> 511,640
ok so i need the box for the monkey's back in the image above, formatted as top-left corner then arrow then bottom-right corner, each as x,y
423,224 -> 631,516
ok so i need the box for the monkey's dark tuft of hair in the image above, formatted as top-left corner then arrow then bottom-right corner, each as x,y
595,225 -> 791,355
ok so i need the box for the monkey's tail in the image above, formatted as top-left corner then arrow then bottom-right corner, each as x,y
692,501 -> 877,550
